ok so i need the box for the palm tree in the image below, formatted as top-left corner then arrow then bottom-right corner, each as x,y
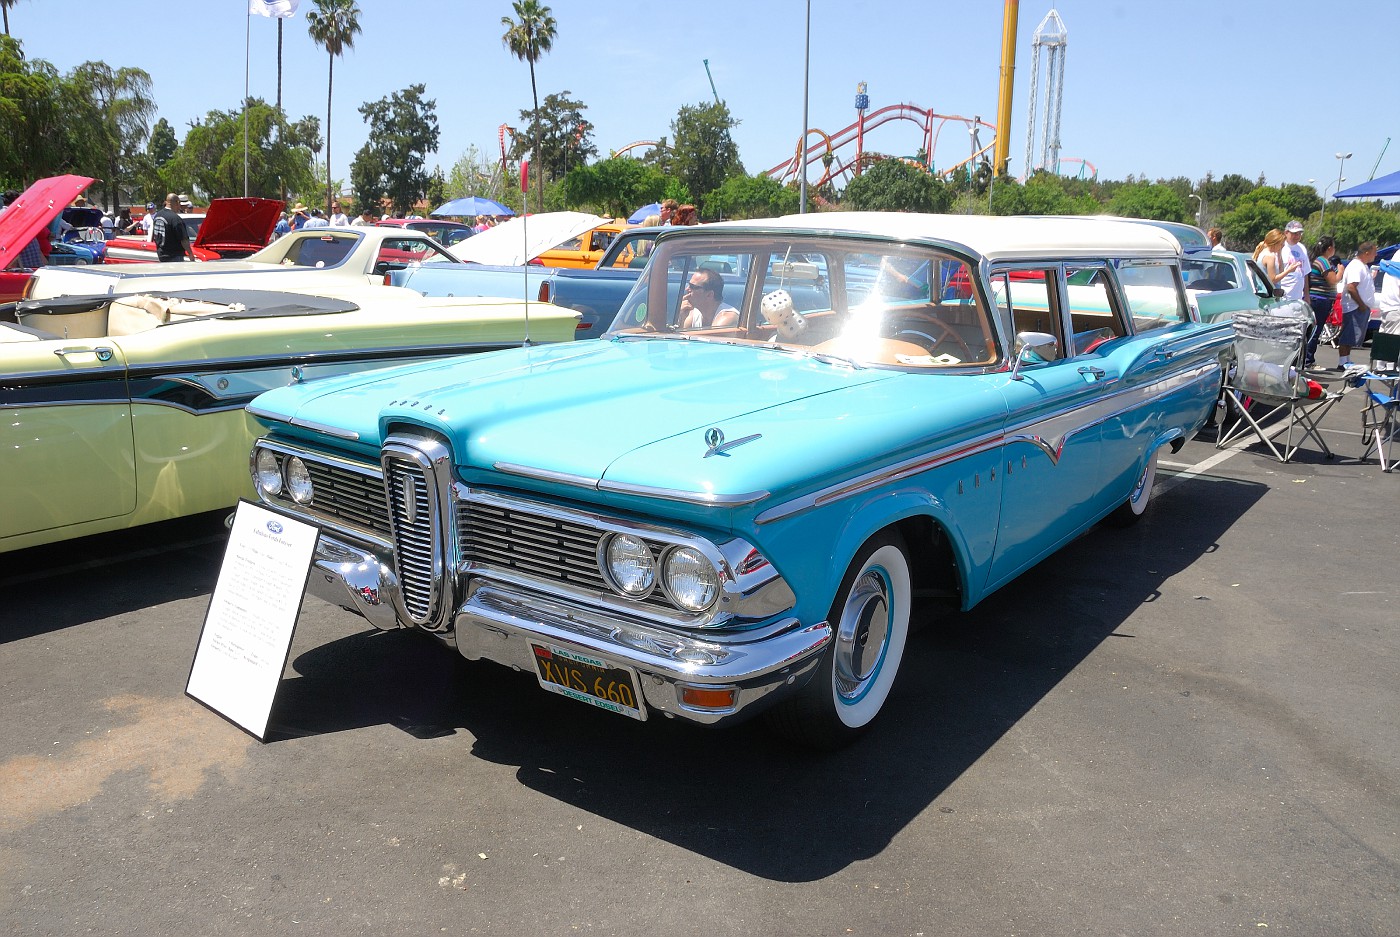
305,0 -> 361,216
1,0 -> 16,36
501,0 -> 556,213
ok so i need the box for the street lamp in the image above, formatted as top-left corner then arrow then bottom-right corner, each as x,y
1188,193 -> 1202,225
1335,151 -> 1352,195
1321,177 -> 1347,232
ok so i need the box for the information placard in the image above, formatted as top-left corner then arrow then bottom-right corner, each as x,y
187,500 -> 319,740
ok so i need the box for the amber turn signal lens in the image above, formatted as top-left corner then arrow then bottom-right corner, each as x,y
680,686 -> 737,710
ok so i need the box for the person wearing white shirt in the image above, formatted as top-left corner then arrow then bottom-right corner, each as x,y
1208,227 -> 1229,255
328,201 -> 350,227
1277,220 -> 1310,301
1339,241 -> 1379,369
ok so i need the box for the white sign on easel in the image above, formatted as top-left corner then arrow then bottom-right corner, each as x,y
187,500 -> 319,740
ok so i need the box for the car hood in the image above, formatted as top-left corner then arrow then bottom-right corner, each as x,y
254,339 -> 1014,506
450,211 -> 607,265
193,197 -> 285,252
0,175 -> 94,268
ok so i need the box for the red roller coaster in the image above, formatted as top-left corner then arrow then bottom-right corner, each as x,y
765,104 -> 998,189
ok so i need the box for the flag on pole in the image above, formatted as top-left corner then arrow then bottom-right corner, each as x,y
249,0 -> 299,17
520,160 -> 529,194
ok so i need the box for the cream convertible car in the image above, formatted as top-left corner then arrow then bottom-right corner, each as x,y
1,287 -> 577,552
23,225 -> 464,300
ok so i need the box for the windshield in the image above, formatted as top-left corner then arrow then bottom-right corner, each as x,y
605,234 -> 996,369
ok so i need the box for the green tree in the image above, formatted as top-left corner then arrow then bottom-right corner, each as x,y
670,101 -> 743,201
1197,172 -> 1256,214
1325,203 -> 1400,256
351,84 -> 441,217
508,90 -> 595,183
1107,181 -> 1189,222
348,145 -> 385,217
501,0 -> 556,214
842,157 -> 950,213
559,156 -> 666,218
67,61 -> 155,210
705,173 -> 799,220
1219,198 -> 1288,252
165,99 -> 319,202
305,0 -> 362,214
0,36 -> 66,186
147,117 -> 177,167
444,145 -> 500,200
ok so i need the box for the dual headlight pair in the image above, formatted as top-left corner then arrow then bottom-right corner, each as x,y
254,449 -> 313,504
604,534 -> 720,612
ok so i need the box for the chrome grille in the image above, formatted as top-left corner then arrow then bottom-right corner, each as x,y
268,454 -> 390,535
383,454 -> 440,624
459,499 -> 674,610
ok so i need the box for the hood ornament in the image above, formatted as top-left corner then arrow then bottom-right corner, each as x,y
703,427 -> 762,458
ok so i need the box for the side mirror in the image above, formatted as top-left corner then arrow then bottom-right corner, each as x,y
1272,287 -> 1284,299
1011,331 -> 1058,381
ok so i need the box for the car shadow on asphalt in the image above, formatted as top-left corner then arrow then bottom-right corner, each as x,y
268,472 -> 1267,882
0,510 -> 230,642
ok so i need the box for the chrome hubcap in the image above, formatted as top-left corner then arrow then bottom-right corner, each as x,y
835,570 -> 890,700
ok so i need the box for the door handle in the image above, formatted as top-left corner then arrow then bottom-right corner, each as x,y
1077,365 -> 1106,382
1153,347 -> 1175,361
54,346 -> 114,362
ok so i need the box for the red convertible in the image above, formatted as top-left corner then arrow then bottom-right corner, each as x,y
104,197 -> 284,264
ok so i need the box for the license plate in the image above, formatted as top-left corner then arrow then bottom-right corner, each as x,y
529,643 -> 646,721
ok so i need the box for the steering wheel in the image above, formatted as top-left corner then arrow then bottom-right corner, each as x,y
889,318 -> 973,360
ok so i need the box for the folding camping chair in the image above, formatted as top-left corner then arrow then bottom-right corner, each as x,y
1359,331 -> 1400,471
1216,302 -> 1344,462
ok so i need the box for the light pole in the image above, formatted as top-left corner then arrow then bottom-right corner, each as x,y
1188,193 -> 1202,226
1321,177 -> 1347,232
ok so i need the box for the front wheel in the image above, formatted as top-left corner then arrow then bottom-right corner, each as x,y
766,533 -> 912,749
1106,448 -> 1158,527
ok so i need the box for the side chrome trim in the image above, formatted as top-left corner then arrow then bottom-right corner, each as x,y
757,359 -> 1220,526
290,417 -> 361,441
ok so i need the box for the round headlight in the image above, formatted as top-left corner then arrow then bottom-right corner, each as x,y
255,449 -> 282,496
663,546 -> 720,612
605,534 -> 655,596
285,456 -> 314,504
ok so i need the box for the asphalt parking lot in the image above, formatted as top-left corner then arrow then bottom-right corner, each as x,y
1,350 -> 1396,936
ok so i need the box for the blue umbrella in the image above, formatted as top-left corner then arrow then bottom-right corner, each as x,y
627,202 -> 663,224
431,196 -> 515,217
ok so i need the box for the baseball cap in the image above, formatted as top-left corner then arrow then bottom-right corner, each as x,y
1285,220 -> 1304,233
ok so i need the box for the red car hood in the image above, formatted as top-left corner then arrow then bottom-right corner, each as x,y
193,197 -> 285,252
0,175 -> 94,269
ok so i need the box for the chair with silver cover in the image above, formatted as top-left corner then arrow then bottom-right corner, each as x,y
1359,330 -> 1400,471
1216,301 -> 1343,462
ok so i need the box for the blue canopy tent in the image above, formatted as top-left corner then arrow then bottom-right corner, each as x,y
1333,170 -> 1400,199
431,196 -> 514,217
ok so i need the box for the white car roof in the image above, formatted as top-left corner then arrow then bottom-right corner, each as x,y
700,212 -> 1182,262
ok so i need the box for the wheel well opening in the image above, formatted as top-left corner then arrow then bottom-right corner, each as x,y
891,515 -> 961,607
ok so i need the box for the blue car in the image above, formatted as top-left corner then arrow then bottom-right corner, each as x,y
246,213 -> 1230,747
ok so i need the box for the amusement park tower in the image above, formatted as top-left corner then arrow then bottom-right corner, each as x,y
1022,7 -> 1067,176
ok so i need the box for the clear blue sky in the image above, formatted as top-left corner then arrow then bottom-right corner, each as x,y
12,1 -> 1396,200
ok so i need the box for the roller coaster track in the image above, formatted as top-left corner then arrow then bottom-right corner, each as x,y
765,104 -> 999,188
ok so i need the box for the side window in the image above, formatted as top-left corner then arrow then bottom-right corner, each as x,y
1063,263 -> 1128,354
1182,257 -> 1239,291
1117,260 -> 1190,333
991,268 -> 1063,361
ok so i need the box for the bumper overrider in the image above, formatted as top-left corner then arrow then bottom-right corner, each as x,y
256,436 -> 831,726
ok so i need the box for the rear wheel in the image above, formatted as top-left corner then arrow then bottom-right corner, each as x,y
1106,448 -> 1158,527
766,532 -> 911,749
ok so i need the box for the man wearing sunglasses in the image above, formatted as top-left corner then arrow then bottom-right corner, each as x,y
680,268 -> 739,329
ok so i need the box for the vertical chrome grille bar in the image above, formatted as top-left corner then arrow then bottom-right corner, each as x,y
381,435 -> 456,629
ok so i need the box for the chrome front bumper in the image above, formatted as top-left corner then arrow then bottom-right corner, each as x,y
305,532 -> 831,726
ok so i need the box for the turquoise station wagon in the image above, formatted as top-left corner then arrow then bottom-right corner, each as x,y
246,213 -> 1231,747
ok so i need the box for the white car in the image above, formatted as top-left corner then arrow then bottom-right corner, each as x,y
25,226 -> 463,300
